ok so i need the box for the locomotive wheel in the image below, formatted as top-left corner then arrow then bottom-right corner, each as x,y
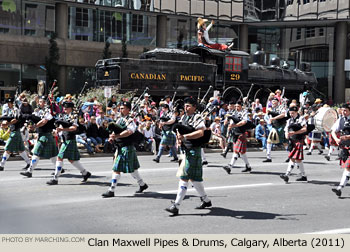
222,86 -> 244,103
253,88 -> 273,105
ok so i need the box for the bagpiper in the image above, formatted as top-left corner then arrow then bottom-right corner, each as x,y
280,105 -> 308,183
165,97 -> 212,216
263,97 -> 288,162
331,104 -> 350,197
102,101 -> 148,198
46,101 -> 91,185
0,98 -> 31,171
20,96 -> 58,178
223,101 -> 252,174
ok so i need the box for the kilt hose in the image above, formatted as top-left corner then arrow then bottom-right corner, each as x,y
57,139 -> 81,161
113,145 -> 140,173
288,139 -> 304,160
33,133 -> 58,158
4,130 -> 25,152
233,133 -> 247,154
180,147 -> 203,182
160,130 -> 176,146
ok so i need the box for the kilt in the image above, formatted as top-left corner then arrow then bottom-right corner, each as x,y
340,148 -> 350,168
57,140 -> 80,161
180,147 -> 203,182
113,145 -> 140,173
4,130 -> 25,152
288,139 -> 304,160
233,133 -> 247,154
160,130 -> 176,146
329,132 -> 339,146
33,133 -> 58,158
309,131 -> 322,141
275,125 -> 286,144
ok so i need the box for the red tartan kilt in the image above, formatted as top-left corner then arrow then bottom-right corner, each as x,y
340,158 -> 350,169
288,140 -> 304,160
233,134 -> 247,154
329,132 -> 339,146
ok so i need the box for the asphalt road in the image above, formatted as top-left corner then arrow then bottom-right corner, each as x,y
0,150 -> 349,234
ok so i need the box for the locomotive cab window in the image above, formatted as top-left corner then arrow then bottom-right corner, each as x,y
225,56 -> 241,72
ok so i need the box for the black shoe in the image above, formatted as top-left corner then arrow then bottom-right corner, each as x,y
165,204 -> 179,216
280,174 -> 289,183
0,166 -> 4,171
46,179 -> 58,185
51,168 -> 65,176
223,166 -> 231,174
195,200 -> 212,209
136,183 -> 148,193
285,158 -> 290,163
332,188 -> 342,197
306,152 -> 311,155
22,164 -> 30,170
153,158 -> 159,163
296,176 -> 307,182
241,165 -> 251,173
82,172 -> 91,182
102,190 -> 115,198
220,153 -> 227,158
325,156 -> 330,161
202,161 -> 208,165
263,159 -> 272,162
170,158 -> 179,162
318,150 -> 323,155
20,171 -> 32,178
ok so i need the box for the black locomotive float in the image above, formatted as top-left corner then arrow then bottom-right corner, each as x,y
95,47 -> 318,103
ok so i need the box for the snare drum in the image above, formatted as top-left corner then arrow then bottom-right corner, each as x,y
314,107 -> 337,132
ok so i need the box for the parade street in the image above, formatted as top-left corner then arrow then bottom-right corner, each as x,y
1,150 -> 349,234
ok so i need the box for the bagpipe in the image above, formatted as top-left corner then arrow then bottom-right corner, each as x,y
197,85 -> 213,112
338,125 -> 350,161
173,104 -> 216,147
339,123 -> 350,148
268,110 -> 288,127
225,114 -> 256,135
288,122 -> 315,141
107,87 -> 150,145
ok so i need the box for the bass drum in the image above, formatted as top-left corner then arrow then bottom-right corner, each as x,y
314,107 -> 337,132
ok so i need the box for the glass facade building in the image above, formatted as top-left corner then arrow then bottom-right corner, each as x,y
0,0 -> 349,102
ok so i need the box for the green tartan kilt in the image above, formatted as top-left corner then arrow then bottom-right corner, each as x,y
276,125 -> 287,144
4,130 -> 25,152
113,145 -> 140,173
160,130 -> 176,146
57,139 -> 80,161
33,133 -> 58,158
180,147 -> 203,182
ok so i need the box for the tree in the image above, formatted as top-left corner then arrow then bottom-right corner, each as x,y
45,33 -> 60,87
122,36 -> 128,58
102,41 -> 112,59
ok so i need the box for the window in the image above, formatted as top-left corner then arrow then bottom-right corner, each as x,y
303,0 -> 310,4
287,0 -> 294,5
132,14 -> 143,33
296,28 -> 302,40
305,27 -> 315,38
76,8 -> 89,27
319,28 -> 324,36
0,28 -> 9,34
225,57 -> 241,72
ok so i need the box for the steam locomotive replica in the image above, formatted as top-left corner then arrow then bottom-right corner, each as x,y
95,46 -> 318,103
